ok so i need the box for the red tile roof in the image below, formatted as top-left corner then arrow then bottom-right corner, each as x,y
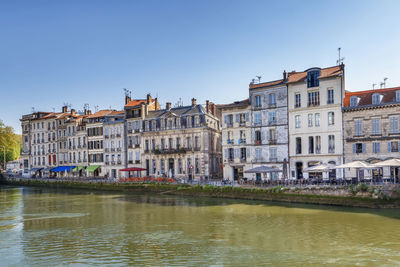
125,99 -> 147,107
249,79 -> 285,89
87,109 -> 115,118
344,86 -> 400,108
287,65 -> 343,84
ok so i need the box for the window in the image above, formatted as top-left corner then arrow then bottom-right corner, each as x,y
355,120 -> 363,136
295,115 -> 301,128
388,141 -> 399,152
328,112 -> 335,125
307,70 -> 320,87
295,93 -> 301,108
296,137 -> 302,154
308,91 -> 320,106
254,112 -> 261,125
327,89 -> 334,104
269,128 -> 276,142
269,111 -> 276,124
269,147 -> 277,161
255,148 -> 261,160
373,142 -> 380,153
372,94 -> 381,105
308,114 -> 313,127
390,117 -> 399,133
353,143 -> 364,154
269,93 -> 276,106
308,136 -> 314,154
225,114 -> 233,126
161,159 -> 165,175
328,135 -> 335,153
195,158 -> 199,174
315,136 -> 321,154
255,130 -> 261,144
372,118 -> 381,135
240,148 -> 246,161
255,95 -> 262,107
350,96 -> 359,107
396,91 -> 400,102
228,148 -> 234,161
314,113 -> 320,127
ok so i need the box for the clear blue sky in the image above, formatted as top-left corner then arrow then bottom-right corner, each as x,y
1,0 -> 400,133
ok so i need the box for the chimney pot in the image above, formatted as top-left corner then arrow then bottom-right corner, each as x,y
71,109 -> 76,115
62,106 -> 68,113
283,70 -> 287,80
147,93 -> 152,104
206,100 -> 210,113
191,98 -> 197,106
166,102 -> 172,110
125,95 -> 131,105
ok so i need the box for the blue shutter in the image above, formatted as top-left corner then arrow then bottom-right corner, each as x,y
224,115 -> 228,124
235,114 -> 240,122
362,143 -> 366,153
388,142 -> 392,152
352,144 -> 356,154
246,112 -> 249,121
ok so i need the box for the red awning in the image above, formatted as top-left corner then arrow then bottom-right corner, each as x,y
120,167 -> 147,172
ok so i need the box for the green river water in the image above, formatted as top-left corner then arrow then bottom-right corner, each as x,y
1,186 -> 400,266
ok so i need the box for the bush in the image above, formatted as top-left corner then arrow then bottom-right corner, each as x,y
358,183 -> 368,193
349,184 -> 358,195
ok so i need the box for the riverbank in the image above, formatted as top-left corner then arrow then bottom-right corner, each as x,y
2,176 -> 400,208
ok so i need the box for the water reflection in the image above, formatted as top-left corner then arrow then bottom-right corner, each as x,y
0,186 -> 400,266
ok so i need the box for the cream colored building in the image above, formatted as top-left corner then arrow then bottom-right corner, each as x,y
141,99 -> 222,180
125,94 -> 160,173
103,111 -> 125,179
343,86 -> 400,180
219,99 -> 252,181
287,65 -> 345,180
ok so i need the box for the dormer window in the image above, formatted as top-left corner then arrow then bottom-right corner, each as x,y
350,96 -> 359,107
372,93 -> 382,105
307,70 -> 320,88
396,91 -> 400,102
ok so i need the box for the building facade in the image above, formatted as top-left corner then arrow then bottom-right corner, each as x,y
287,65 -> 345,180
343,86 -> 400,179
249,77 -> 289,181
141,99 -> 222,180
219,99 -> 251,181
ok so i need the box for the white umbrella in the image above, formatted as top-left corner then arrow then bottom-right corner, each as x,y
334,161 -> 374,181
303,163 -> 334,172
373,158 -> 400,183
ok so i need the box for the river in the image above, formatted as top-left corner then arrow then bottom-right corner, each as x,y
1,186 -> 399,266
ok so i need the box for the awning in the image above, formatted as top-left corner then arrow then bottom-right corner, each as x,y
43,167 -> 55,172
30,168 -> 43,172
72,166 -> 84,172
244,166 -> 282,173
120,167 -> 147,172
87,165 -> 100,172
52,166 -> 75,172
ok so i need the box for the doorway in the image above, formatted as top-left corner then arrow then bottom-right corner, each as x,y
296,162 -> 303,179
233,167 -> 243,181
168,158 -> 175,177
146,159 -> 150,176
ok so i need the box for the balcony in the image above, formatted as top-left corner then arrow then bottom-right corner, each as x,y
111,161 -> 116,165
135,160 -> 140,164
105,161 -> 110,165
128,144 -> 133,149
254,140 -> 261,145
269,139 -> 277,145
226,123 -> 233,128
116,133 -> 121,138
134,129 -> 140,133
135,144 -> 140,148
83,159 -> 87,162
268,103 -> 276,108
117,160 -> 122,165
238,139 -> 246,145
128,160 -> 133,164
105,135 -> 109,139
227,139 -> 234,145
128,129 -> 133,134
269,120 -> 277,126
117,147 -> 122,152
111,148 -> 116,152
111,134 -> 115,138
194,147 -> 201,151
240,157 -> 247,163
154,148 -> 187,155
228,158 -> 234,162
78,159 -> 82,163
144,149 -> 150,153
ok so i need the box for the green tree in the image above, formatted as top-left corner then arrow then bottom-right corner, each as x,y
0,120 -> 21,167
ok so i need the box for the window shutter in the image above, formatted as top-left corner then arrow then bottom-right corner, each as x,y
261,131 -> 266,141
246,148 -> 250,158
388,142 -> 392,152
352,144 -> 356,154
246,112 -> 249,121
362,143 -> 366,153
224,115 -> 228,124
261,95 -> 265,107
236,114 -> 240,122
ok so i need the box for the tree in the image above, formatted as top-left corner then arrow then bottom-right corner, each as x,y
0,120 -> 21,168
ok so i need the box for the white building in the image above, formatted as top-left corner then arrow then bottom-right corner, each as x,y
287,65 -> 345,180
219,99 -> 252,181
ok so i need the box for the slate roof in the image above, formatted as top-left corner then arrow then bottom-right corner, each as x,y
249,79 -> 285,89
217,99 -> 250,109
145,105 -> 207,120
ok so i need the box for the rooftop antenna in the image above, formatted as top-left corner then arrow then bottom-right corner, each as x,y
31,107 -> 35,113
123,88 -> 131,98
337,47 -> 344,65
380,82 -> 384,89
84,103 -> 89,110
94,105 -> 99,112
52,107 -> 55,112
372,83 -> 377,90
251,78 -> 256,84
256,76 -> 262,83
383,77 -> 388,88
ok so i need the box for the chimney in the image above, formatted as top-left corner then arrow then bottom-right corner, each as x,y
166,102 -> 172,110
206,100 -> 210,113
191,98 -> 197,106
146,93 -> 152,104
87,110 -> 92,115
71,109 -> 76,115
62,105 -> 68,113
125,95 -> 131,105
283,70 -> 287,80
